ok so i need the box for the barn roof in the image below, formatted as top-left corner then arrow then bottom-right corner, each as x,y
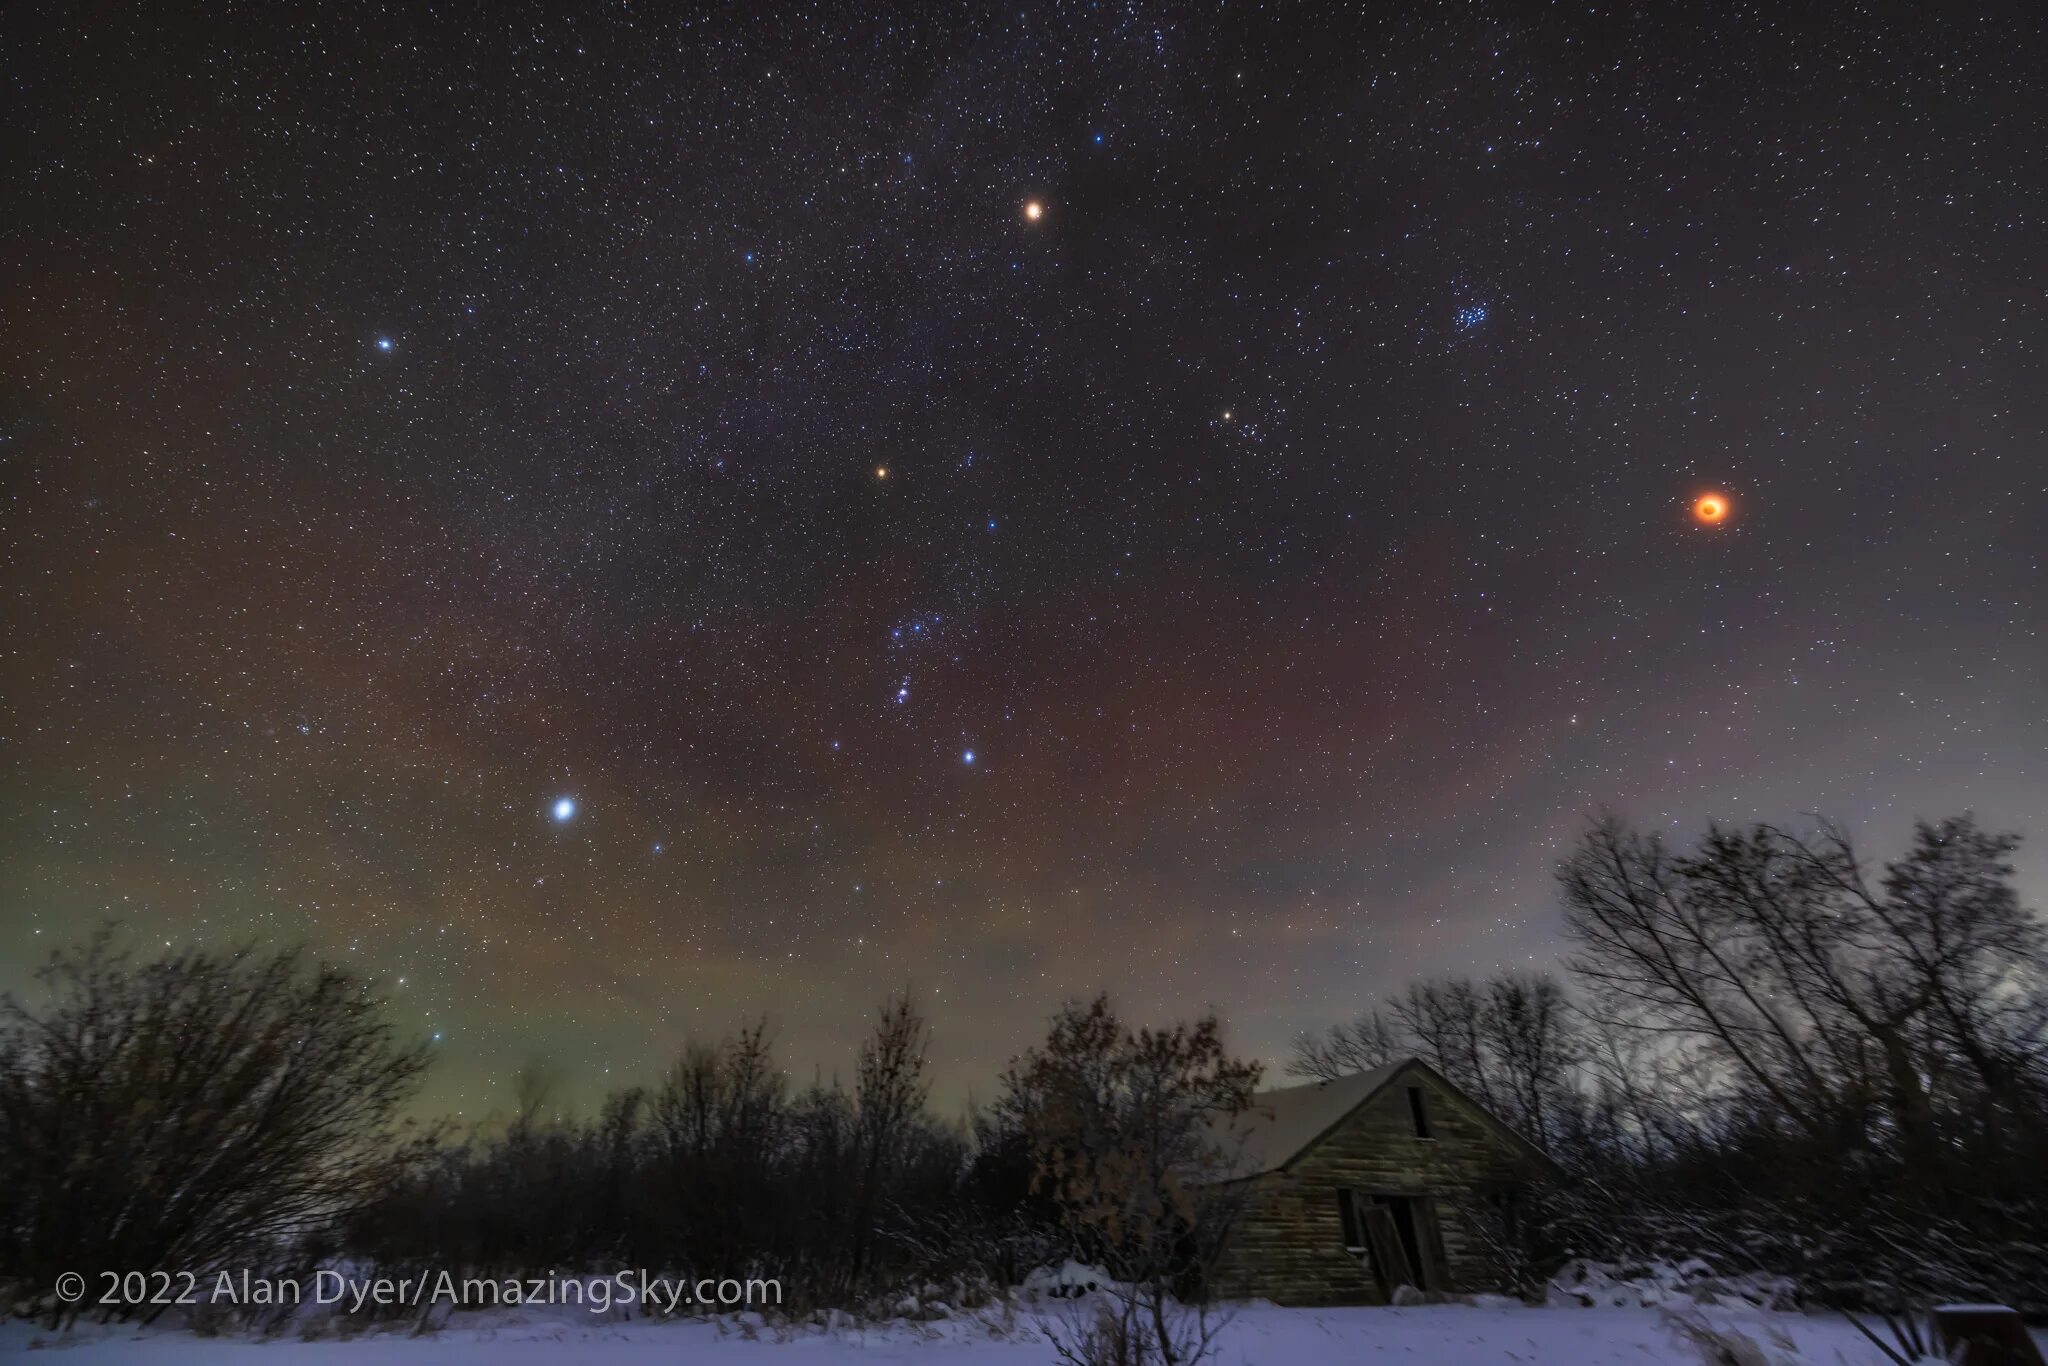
1213,1056 -> 1558,1178
1223,1061 -> 1406,1176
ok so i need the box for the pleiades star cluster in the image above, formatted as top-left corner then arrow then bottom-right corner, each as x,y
2,4 -> 2042,1112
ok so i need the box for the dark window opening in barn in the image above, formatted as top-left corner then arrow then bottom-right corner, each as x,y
1407,1084 -> 1432,1138
1487,1186 -> 1521,1241
1337,1190 -> 1366,1256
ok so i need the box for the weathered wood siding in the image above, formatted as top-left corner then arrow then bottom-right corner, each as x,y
1210,1070 -> 1536,1305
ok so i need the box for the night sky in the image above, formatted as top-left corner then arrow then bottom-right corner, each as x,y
3,4 -> 2043,1114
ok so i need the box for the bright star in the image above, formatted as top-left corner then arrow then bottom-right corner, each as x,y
1023,199 -> 1045,222
551,796 -> 577,822
375,337 -> 394,352
963,749 -> 976,765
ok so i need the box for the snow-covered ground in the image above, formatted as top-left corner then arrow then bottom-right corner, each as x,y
8,1300 -> 2034,1365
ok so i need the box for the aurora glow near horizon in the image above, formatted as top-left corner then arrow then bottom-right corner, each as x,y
3,4 -> 2043,1114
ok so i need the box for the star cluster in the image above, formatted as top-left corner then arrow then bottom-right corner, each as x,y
1,4 -> 2043,1111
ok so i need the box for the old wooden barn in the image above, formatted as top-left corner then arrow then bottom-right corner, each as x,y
1208,1058 -> 1558,1305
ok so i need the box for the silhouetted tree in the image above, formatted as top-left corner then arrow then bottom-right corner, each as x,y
997,996 -> 1262,1366
1290,971 -> 1582,1148
848,990 -> 934,1293
1554,812 -> 2048,1305
1287,1008 -> 1400,1081
0,931 -> 427,1326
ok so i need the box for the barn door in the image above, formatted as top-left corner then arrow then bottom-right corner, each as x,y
1412,1195 -> 1453,1291
1361,1205 -> 1416,1296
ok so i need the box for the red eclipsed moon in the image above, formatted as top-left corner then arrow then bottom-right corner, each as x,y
1693,493 -> 1730,525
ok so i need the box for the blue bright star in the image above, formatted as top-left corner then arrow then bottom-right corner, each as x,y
962,749 -> 976,765
375,337 -> 394,352
552,796 -> 577,822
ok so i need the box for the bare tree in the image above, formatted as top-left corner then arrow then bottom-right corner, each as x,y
650,1022 -> 786,1172
848,990 -> 933,1291
0,930 -> 428,1326
1816,818 -> 2047,1140
1289,973 -> 1581,1148
1481,974 -> 1581,1150
1389,978 -> 1499,1112
1287,1008 -> 1399,1081
998,996 -> 1262,1366
646,1021 -> 789,1276
1561,814 -> 2048,1165
1559,816 -> 1842,1142
342,1004 -> 989,1314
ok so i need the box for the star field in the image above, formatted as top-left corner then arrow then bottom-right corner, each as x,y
2,3 -> 2043,1112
